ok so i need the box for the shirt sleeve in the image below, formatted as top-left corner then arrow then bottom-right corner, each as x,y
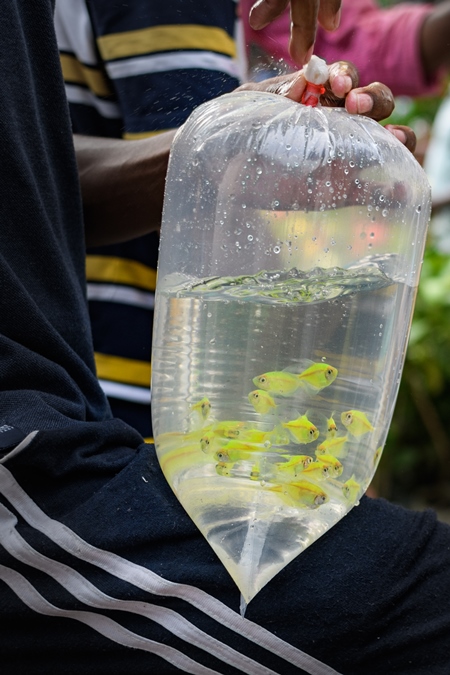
87,1 -> 241,138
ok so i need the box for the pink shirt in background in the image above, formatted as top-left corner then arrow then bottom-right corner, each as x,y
241,0 -> 440,97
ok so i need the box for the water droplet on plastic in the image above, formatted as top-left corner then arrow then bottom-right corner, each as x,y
273,245 -> 281,254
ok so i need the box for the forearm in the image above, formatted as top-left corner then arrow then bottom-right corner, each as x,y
420,1 -> 450,81
74,131 -> 177,247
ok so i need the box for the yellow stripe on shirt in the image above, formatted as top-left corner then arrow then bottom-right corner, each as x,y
122,129 -> 173,140
86,256 -> 157,291
95,352 -> 151,387
97,24 -> 236,61
60,53 -> 113,98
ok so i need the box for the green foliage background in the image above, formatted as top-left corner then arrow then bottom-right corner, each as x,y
374,93 -> 450,509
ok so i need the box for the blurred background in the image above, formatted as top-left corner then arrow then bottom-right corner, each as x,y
361,1 -> 450,518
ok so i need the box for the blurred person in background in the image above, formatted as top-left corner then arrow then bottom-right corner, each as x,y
55,0 -> 243,441
241,0 -> 450,98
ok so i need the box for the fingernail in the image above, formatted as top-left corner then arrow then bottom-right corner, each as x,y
389,128 -> 407,144
332,8 -> 342,29
355,93 -> 373,114
303,44 -> 314,66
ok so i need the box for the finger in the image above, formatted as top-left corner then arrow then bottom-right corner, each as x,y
317,0 -> 342,30
345,82 -> 394,121
248,0 -> 290,29
289,0 -> 319,65
327,61 -> 358,100
236,72 -> 307,101
385,124 -> 417,154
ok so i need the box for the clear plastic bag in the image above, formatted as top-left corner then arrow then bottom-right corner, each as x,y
151,91 -> 431,607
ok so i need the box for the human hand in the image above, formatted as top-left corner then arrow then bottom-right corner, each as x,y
237,60 -> 416,153
248,0 -> 341,65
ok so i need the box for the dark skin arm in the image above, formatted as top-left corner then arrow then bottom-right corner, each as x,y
76,130 -> 176,247
77,63 -> 416,248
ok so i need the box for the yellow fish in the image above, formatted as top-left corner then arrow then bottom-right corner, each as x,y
190,397 -> 211,421
253,361 -> 338,396
317,454 -> 343,477
341,410 -> 374,437
297,362 -> 338,390
272,480 -> 328,508
248,389 -> 278,415
238,428 -> 273,446
211,421 -> 248,439
326,414 -> 338,437
342,475 -> 361,502
301,460 -> 330,481
213,440 -> 265,464
316,435 -> 348,458
249,463 -> 261,481
200,431 -> 216,454
216,462 -> 233,477
252,370 -> 303,396
214,448 -> 251,463
282,414 -> 319,444
274,454 -> 313,477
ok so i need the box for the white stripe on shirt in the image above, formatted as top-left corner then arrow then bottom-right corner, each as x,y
54,0 -> 99,66
0,503 -> 277,675
87,283 -> 155,309
64,84 -> 121,118
106,50 -> 241,80
0,463 -> 341,675
98,380 -> 151,404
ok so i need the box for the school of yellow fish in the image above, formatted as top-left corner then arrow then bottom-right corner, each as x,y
162,360 -> 377,510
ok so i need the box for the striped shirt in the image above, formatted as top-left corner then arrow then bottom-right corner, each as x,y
55,0 -> 242,441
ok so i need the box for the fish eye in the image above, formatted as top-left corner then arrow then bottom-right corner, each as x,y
260,376 -> 267,384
